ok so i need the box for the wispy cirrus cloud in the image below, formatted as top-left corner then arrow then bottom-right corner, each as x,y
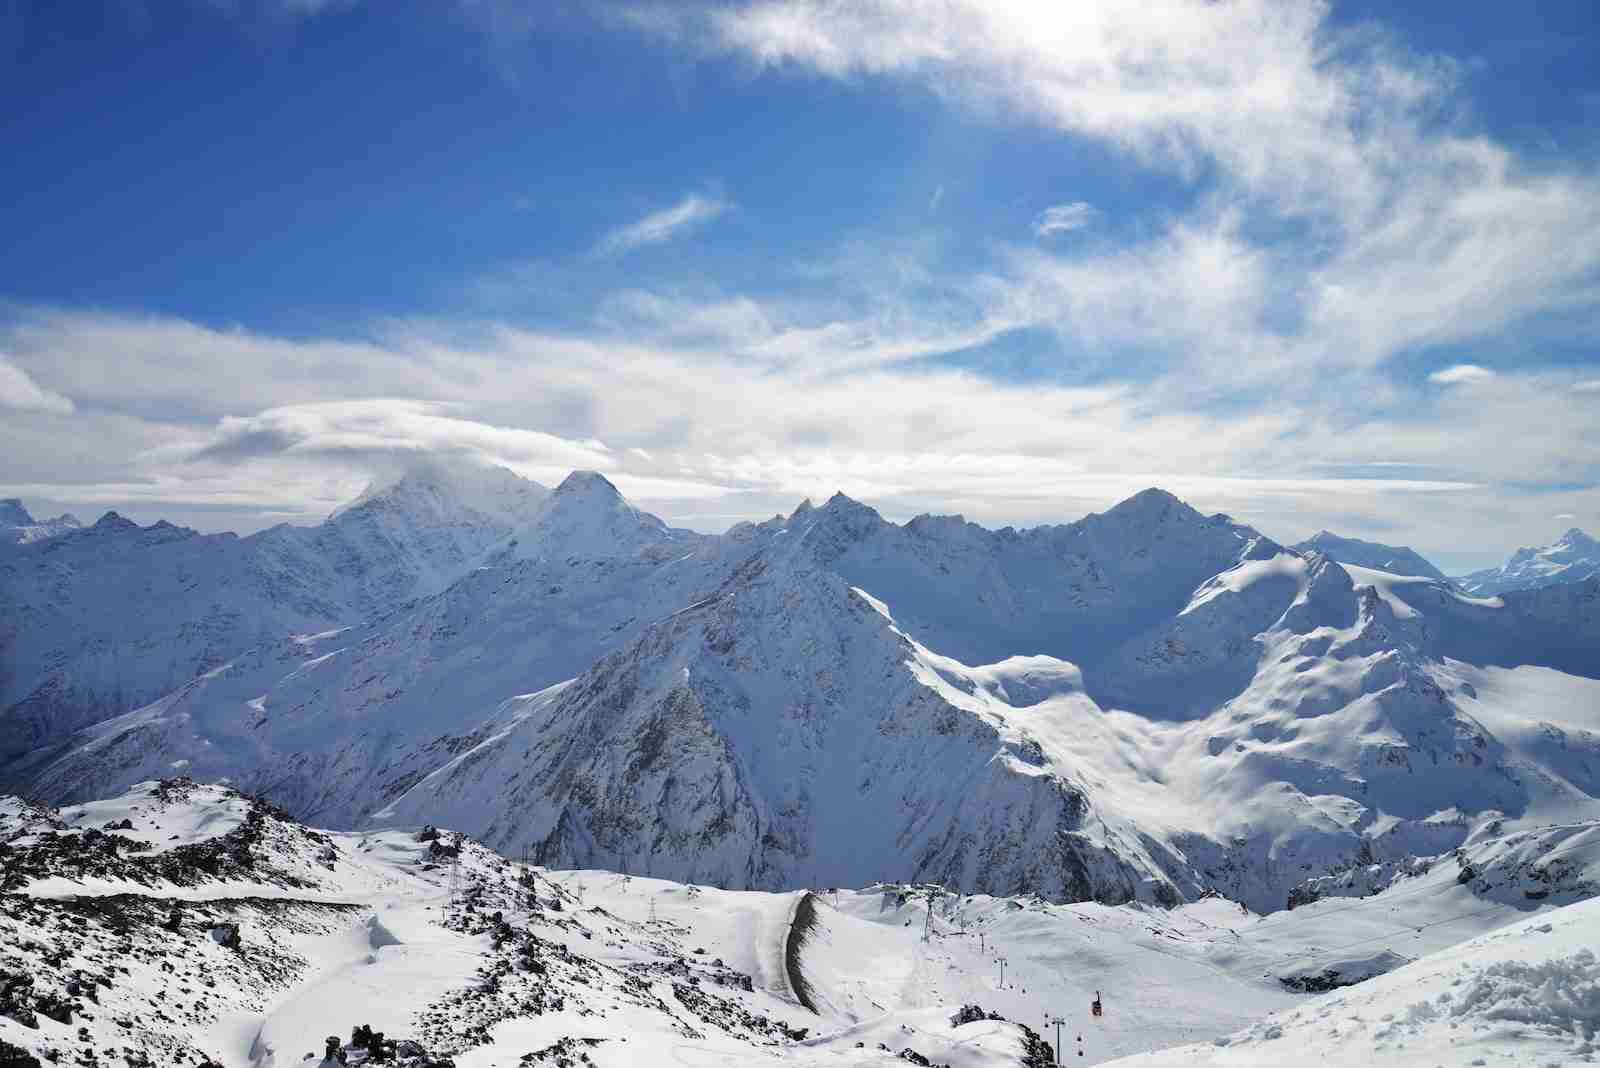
0,353 -> 74,414
593,194 -> 731,258
1033,202 -> 1095,237
622,0 -> 1600,384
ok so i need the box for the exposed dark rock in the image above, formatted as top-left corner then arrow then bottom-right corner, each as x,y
1016,1022 -> 1058,1068
0,1039 -> 43,1067
949,1004 -> 1006,1027
1279,970 -> 1353,993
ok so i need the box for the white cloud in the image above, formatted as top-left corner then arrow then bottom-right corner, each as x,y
625,1 -> 1600,382
0,353 -> 74,414
594,194 -> 730,257
177,398 -> 616,485
1034,202 -> 1095,236
7,3 -> 1590,562
650,0 -> 1457,217
1429,364 -> 1496,385
597,290 -> 775,348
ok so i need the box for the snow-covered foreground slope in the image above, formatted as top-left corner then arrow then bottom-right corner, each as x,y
2,780 -> 1597,1068
1102,894 -> 1600,1067
0,460 -> 550,763
1458,526 -> 1600,595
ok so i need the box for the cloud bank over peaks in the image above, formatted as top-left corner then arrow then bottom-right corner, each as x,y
2,304 -> 1593,567
180,398 -> 615,481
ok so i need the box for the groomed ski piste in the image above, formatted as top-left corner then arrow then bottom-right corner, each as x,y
2,780 -> 1597,1067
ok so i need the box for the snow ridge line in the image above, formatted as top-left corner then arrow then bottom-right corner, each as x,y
783,890 -> 820,1014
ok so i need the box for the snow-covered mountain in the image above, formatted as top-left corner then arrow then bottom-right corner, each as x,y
370,533 -> 1599,911
9,477 -> 1598,919
1,471 -> 722,823
1289,530 -> 1447,581
1457,526 -> 1600,594
0,459 -> 548,764
1,779 -> 1595,1067
0,499 -> 80,550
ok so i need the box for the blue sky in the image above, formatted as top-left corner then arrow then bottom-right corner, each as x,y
2,1 -> 1598,571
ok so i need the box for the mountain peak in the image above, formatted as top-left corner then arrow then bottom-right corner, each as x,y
0,500 -> 83,547
1122,486 -> 1183,506
814,490 -> 886,527
0,498 -> 32,526
1103,487 -> 1194,524
333,456 -> 548,524
499,468 -> 691,562
554,470 -> 622,498
784,491 -> 887,562
1291,530 -> 1446,580
1458,525 -> 1600,594
905,512 -> 978,541
92,511 -> 139,533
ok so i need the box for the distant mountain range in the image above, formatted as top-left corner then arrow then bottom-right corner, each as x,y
0,497 -> 81,548
0,458 -> 548,762
1291,526 -> 1600,597
1456,527 -> 1600,595
3,461 -> 1596,915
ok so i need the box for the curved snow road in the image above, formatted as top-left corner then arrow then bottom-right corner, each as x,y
784,890 -> 821,1013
